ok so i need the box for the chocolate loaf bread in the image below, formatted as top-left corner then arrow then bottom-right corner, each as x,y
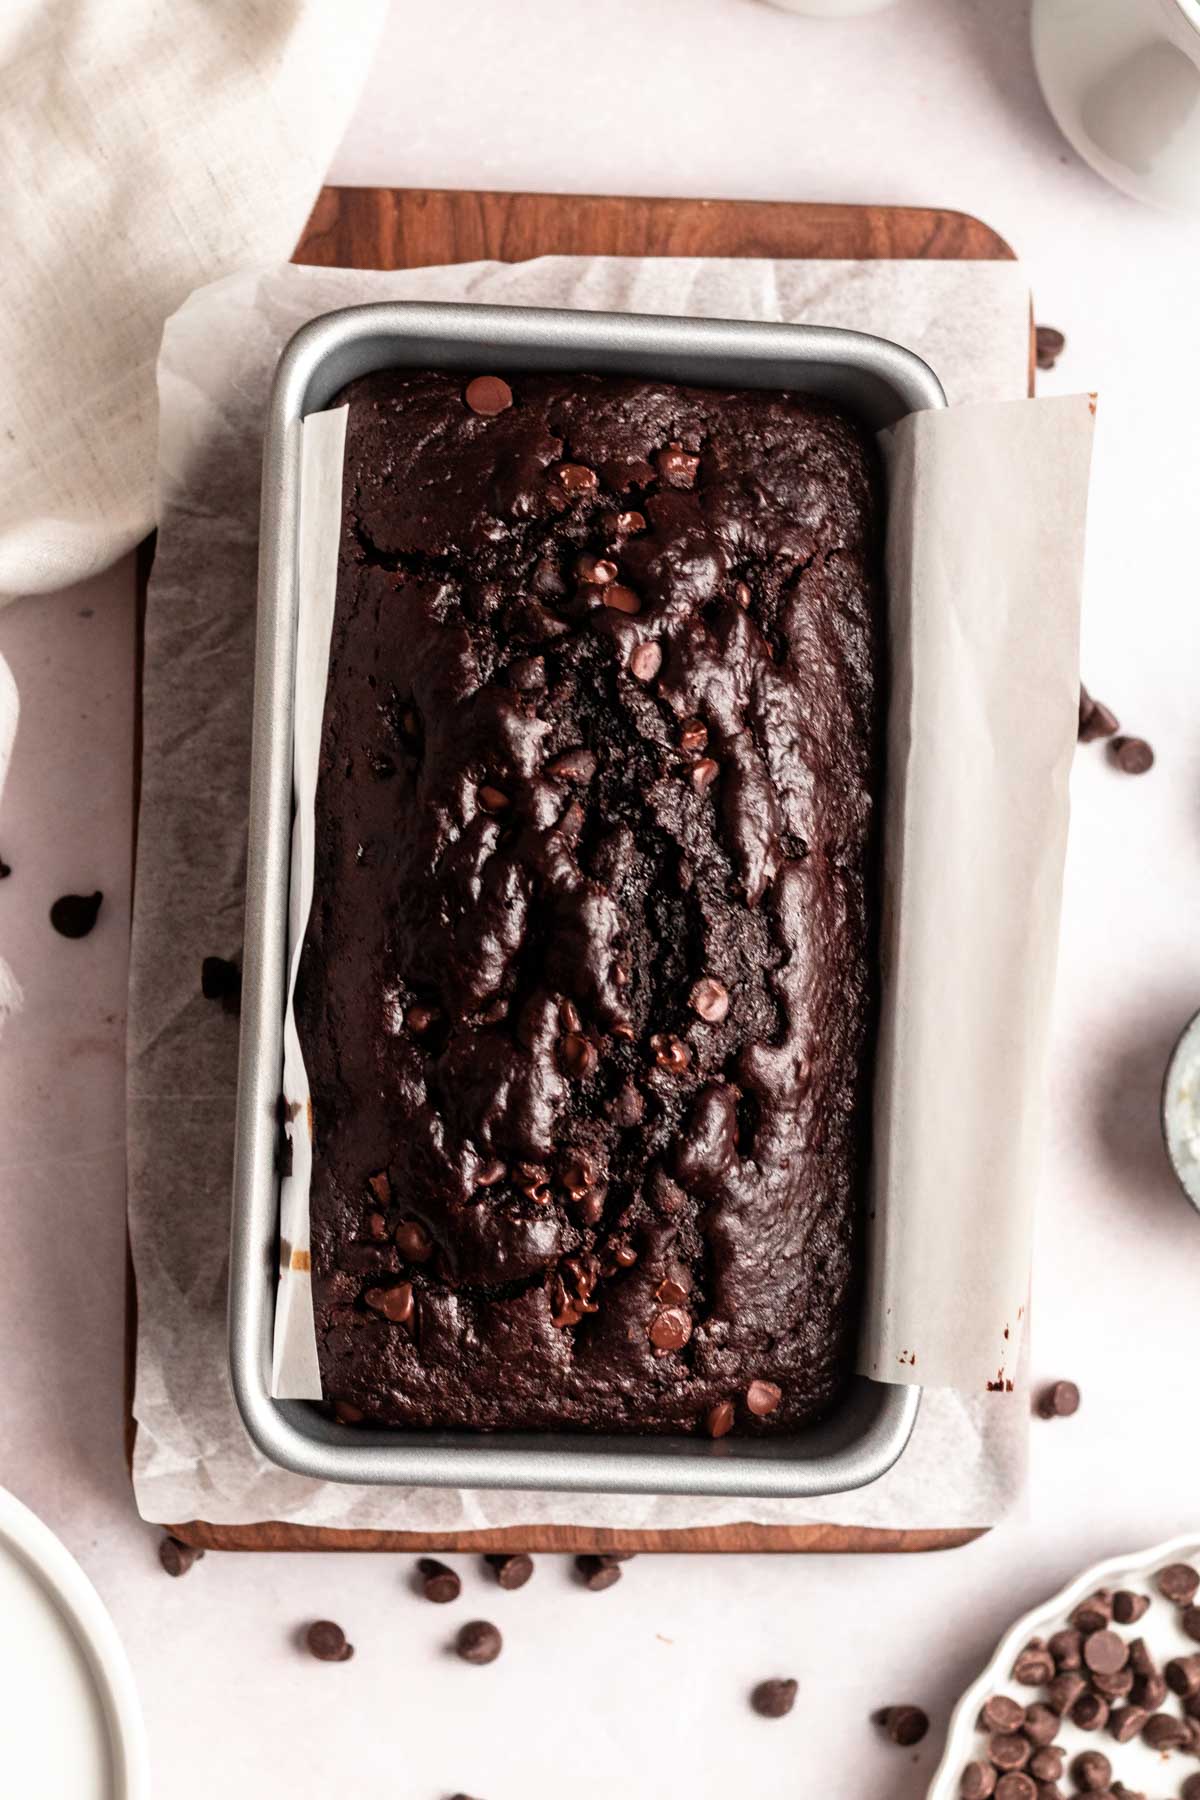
296,366 -> 885,1435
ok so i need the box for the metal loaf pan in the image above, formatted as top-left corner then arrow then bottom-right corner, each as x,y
231,301 -> 944,1497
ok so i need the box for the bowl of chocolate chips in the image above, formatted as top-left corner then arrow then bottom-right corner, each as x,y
931,1537 -> 1200,1799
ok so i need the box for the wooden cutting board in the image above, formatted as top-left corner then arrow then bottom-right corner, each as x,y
165,185 -> 1012,1556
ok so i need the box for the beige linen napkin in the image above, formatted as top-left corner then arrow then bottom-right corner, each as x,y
0,0 -> 386,601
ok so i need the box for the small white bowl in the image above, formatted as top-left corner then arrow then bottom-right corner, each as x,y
1163,1007 -> 1200,1212
1032,0 -> 1200,214
929,1533 -> 1200,1797
0,1488 -> 150,1798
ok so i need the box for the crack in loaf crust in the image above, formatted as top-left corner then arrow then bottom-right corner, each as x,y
297,368 -> 884,1435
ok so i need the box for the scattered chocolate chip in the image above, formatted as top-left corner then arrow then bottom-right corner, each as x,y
546,748 -> 597,782
1184,1605 -> 1200,1643
689,976 -> 730,1023
1035,326 -> 1066,371
200,955 -> 241,1011
1049,1628 -> 1082,1669
751,1677 -> 797,1719
394,1218 -> 433,1262
690,757 -> 719,793
1109,735 -> 1154,775
476,1159 -> 506,1188
50,891 -> 103,938
981,1696 -> 1027,1733
611,1240 -> 638,1268
1047,1672 -> 1087,1715
477,783 -> 511,813
1142,1710 -> 1188,1749
364,1282 -> 414,1324
629,640 -> 662,682
407,1002 -> 437,1033
1129,1638 -> 1158,1679
734,581 -> 752,609
366,1170 -> 391,1206
465,375 -> 513,416
576,554 -> 618,585
649,1306 -> 692,1352
1111,1590 -> 1150,1624
484,1553 -> 534,1591
455,1620 -> 502,1664
1070,1692 -> 1109,1732
1070,1750 -> 1111,1792
418,1558 -> 461,1604
878,1705 -> 929,1747
1022,1703 -> 1059,1746
306,1620 -> 353,1662
1077,685 -> 1119,743
614,509 -> 646,534
1083,1630 -> 1128,1675
601,583 -> 641,615
705,1399 -> 735,1439
1158,1563 -> 1200,1605
1071,1593 -> 1112,1634
649,1032 -> 689,1073
366,1211 -> 388,1240
1027,1746 -> 1063,1782
575,1555 -> 621,1592
158,1535 -> 204,1577
960,1764 -> 996,1798
556,463 -> 598,495
654,442 -> 700,487
1036,1381 -> 1079,1420
678,717 -> 708,752
1013,1644 -> 1057,1685
993,1775 -> 1035,1800
656,1275 -> 689,1305
745,1379 -> 782,1418
560,1032 -> 598,1078
1165,1648 -> 1200,1692
989,1732 -> 1030,1771
1107,1703 -> 1148,1742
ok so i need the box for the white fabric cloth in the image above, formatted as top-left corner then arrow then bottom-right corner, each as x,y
0,0 -> 386,600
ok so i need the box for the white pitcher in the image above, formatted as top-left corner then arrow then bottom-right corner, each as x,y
1032,0 -> 1200,213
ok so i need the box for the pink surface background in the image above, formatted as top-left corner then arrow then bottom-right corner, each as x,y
1,2 -> 1199,1795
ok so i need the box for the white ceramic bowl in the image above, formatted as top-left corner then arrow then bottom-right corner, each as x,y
0,1488 -> 150,1798
1163,1007 -> 1200,1211
1032,0 -> 1200,214
929,1533 -> 1200,1796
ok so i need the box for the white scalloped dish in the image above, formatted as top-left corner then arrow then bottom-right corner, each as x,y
930,1535 -> 1200,1797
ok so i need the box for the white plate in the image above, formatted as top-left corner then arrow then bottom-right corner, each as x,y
0,1488 -> 150,1799
930,1533 -> 1200,1796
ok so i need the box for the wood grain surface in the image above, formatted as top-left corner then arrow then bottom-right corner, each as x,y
162,185 -> 1007,1555
293,185 -> 1015,271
